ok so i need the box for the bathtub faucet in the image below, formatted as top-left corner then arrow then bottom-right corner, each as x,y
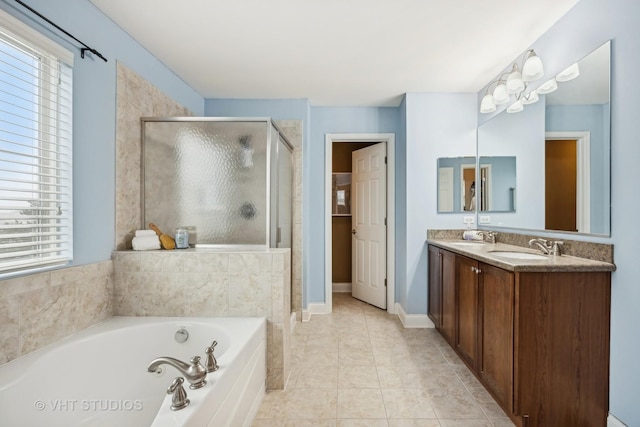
147,355 -> 207,389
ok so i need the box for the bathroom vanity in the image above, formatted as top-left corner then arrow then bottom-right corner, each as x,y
427,239 -> 614,427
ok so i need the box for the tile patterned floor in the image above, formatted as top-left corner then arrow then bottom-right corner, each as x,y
253,293 -> 516,427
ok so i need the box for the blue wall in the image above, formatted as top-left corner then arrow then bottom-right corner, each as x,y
404,93 -> 477,314
0,0 -> 204,267
308,107 -> 402,304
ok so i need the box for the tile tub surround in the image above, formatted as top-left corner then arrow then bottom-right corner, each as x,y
427,229 -> 613,263
115,62 -> 193,251
0,261 -> 114,365
112,248 -> 292,390
252,293 -> 515,426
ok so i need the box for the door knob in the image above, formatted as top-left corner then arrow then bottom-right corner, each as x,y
351,229 -> 356,235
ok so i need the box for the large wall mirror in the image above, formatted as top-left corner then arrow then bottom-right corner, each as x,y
477,40 -> 611,236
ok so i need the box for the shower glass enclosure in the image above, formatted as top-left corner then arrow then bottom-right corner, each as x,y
141,118 -> 293,248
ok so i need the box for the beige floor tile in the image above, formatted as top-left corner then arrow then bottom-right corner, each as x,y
252,294 -> 510,427
438,420 -> 492,427
339,346 -> 376,365
252,419 -> 285,427
338,365 -> 380,388
387,420 -> 441,427
296,364 -> 339,388
304,346 -> 339,366
285,388 -> 337,419
338,388 -> 387,418
284,420 -> 338,427
428,388 -> 486,419
339,419 -> 390,427
381,388 -> 437,418
488,418 -> 516,426
256,390 -> 293,419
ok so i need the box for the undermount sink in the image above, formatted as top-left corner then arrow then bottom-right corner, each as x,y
489,251 -> 548,260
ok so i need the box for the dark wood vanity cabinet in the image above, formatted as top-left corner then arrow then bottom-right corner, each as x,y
427,244 -> 611,427
427,245 -> 455,345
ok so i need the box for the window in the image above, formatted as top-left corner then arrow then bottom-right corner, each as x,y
0,11 -> 73,275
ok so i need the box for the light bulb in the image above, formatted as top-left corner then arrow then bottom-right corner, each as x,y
522,51 -> 544,82
536,78 -> 558,94
556,63 -> 580,82
493,82 -> 509,105
480,94 -> 496,113
506,68 -> 524,94
507,99 -> 524,113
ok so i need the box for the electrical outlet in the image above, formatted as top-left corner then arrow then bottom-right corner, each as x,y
479,215 -> 491,224
463,216 -> 475,225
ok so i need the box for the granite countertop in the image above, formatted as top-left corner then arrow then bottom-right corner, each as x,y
427,239 -> 616,272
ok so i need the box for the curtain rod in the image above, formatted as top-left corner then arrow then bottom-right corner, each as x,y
13,0 -> 107,62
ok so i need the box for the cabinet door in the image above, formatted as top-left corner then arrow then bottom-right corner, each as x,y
456,255 -> 478,369
478,262 -> 514,413
440,249 -> 456,345
427,245 -> 442,327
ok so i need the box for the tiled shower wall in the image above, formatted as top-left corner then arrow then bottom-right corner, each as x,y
0,261 -> 114,365
114,62 -> 193,250
112,249 -> 291,390
115,63 -> 303,319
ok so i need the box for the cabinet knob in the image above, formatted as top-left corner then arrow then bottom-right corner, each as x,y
476,268 -> 482,274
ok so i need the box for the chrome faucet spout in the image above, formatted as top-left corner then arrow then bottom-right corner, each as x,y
528,238 -> 551,255
147,356 -> 207,389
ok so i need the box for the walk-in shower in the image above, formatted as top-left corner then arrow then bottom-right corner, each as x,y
141,118 -> 293,248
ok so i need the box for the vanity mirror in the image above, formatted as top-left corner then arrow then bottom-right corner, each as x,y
437,156 -> 517,213
477,40 -> 611,236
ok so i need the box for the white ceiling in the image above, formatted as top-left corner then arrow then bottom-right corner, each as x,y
90,0 -> 580,107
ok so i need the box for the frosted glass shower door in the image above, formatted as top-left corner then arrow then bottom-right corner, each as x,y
143,120 -> 269,246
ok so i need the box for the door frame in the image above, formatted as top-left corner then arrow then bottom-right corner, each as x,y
545,131 -> 591,233
325,133 -> 396,315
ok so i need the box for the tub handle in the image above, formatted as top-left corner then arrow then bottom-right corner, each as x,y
205,341 -> 219,373
167,377 -> 190,411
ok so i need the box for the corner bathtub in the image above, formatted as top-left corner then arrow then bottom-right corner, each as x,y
0,317 -> 266,427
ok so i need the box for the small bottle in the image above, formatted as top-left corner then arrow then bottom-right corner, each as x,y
175,227 -> 189,249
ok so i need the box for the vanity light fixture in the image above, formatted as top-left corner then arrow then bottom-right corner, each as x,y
556,63 -> 580,82
480,49 -> 545,114
536,77 -> 558,94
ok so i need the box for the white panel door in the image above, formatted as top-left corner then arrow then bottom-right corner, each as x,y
352,142 -> 387,309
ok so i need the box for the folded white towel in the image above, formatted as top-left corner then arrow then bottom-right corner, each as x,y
132,235 -> 161,251
135,229 -> 158,237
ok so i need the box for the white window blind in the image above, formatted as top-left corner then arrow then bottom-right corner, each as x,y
0,12 -> 73,275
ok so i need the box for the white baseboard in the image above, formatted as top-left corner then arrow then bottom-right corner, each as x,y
395,303 -> 435,328
332,282 -> 352,293
608,413 -> 628,427
301,302 -> 331,322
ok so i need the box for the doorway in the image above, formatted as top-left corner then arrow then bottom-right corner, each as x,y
324,133 -> 396,316
545,132 -> 591,233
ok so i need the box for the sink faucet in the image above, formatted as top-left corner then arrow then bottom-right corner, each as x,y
529,238 -> 551,254
483,231 -> 497,244
528,238 -> 563,256
147,356 -> 207,389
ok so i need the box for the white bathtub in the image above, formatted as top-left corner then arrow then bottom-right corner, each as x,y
0,317 -> 266,427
